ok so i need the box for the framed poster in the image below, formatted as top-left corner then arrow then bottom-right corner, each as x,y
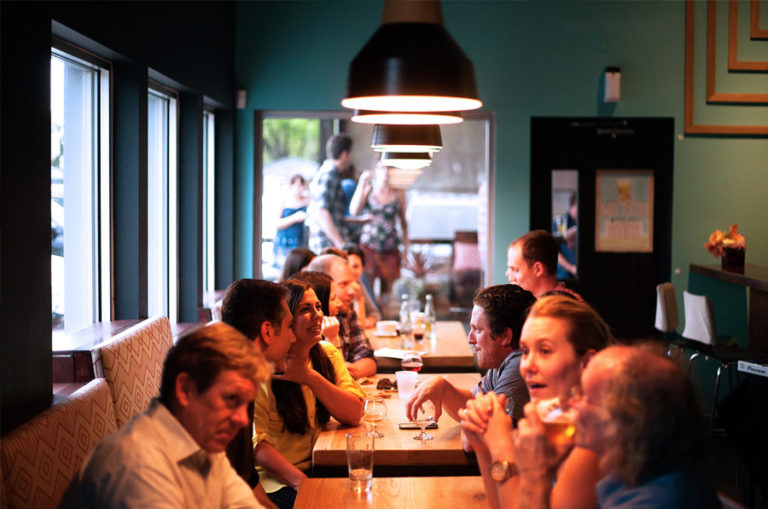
595,170 -> 654,253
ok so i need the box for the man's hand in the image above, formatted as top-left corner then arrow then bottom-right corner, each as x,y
406,376 -> 445,421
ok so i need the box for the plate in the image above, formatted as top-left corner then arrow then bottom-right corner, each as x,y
374,331 -> 399,338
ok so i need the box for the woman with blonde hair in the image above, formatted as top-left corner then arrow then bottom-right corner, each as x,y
460,295 -> 612,509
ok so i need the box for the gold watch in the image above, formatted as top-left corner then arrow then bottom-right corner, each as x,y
490,460 -> 518,484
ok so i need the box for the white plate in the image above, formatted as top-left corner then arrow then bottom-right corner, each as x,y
374,331 -> 399,338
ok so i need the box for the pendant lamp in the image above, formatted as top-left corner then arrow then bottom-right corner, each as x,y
385,167 -> 424,189
381,151 -> 433,170
371,124 -> 442,153
352,110 -> 462,125
342,0 -> 482,114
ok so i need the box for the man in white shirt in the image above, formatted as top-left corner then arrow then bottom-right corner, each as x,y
64,322 -> 271,508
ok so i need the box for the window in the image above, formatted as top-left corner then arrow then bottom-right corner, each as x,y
202,110 -> 216,304
147,85 -> 178,322
50,44 -> 111,333
256,112 -> 493,318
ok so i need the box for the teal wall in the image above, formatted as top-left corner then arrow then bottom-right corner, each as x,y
234,1 -> 768,331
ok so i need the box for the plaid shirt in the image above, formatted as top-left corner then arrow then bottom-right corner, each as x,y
308,161 -> 350,252
337,308 -> 375,363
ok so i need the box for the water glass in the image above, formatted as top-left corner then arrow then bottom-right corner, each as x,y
346,431 -> 374,493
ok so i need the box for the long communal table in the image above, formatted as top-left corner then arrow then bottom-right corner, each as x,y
368,321 -> 475,372
295,476 -> 489,509
312,372 -> 481,474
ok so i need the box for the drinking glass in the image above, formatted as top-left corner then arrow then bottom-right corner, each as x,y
536,396 -> 577,447
401,351 -> 423,372
412,400 -> 435,440
346,432 -> 374,493
363,397 -> 387,438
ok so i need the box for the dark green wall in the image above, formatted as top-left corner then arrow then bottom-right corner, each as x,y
233,0 -> 767,319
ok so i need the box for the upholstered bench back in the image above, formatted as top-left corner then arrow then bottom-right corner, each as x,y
0,378 -> 116,509
91,315 -> 173,428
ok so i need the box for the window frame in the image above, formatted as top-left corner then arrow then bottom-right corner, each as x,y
50,37 -> 113,332
146,80 -> 180,323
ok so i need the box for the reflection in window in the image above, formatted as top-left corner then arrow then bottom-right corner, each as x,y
50,48 -> 110,332
257,113 -> 492,320
202,110 -> 215,304
551,170 -> 578,280
147,87 -> 178,322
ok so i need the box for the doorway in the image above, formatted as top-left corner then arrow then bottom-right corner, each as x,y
530,118 -> 674,339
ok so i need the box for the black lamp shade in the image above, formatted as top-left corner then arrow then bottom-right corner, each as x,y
371,124 -> 442,153
342,23 -> 481,112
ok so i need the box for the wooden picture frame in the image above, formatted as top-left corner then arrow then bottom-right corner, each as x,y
684,0 -> 768,135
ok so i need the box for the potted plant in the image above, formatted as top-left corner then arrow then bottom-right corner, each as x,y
705,224 -> 746,271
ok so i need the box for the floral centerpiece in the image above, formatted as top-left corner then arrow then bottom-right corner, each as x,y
705,224 -> 746,270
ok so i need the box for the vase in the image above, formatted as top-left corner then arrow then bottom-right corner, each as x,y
721,246 -> 745,272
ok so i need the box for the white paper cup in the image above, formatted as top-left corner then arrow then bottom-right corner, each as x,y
395,370 -> 418,415
376,320 -> 398,335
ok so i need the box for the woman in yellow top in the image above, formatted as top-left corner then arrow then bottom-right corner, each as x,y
253,278 -> 365,509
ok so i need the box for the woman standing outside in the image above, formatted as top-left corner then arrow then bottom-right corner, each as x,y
252,279 -> 364,508
349,162 -> 408,301
273,174 -> 310,269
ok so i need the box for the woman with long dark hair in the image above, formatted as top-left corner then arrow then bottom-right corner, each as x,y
252,278 -> 364,509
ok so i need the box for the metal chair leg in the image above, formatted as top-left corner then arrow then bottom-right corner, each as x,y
688,351 -> 701,376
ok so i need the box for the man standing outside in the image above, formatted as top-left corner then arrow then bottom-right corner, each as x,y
308,253 -> 377,378
221,279 -> 296,509
66,322 -> 271,507
506,230 -> 583,300
307,133 -> 354,252
407,284 -> 536,426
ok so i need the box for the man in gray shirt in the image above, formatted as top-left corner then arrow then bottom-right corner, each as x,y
406,284 -> 535,426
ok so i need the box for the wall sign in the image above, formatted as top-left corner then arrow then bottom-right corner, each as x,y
595,170 -> 654,253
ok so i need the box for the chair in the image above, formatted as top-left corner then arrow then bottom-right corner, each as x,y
681,291 -> 768,432
91,315 -> 173,428
0,378 -> 117,509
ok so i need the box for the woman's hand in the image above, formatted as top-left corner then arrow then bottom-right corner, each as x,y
514,402 -> 573,478
321,316 -> 340,347
459,392 -> 513,460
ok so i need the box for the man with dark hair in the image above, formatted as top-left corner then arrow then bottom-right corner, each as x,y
513,345 -> 720,508
506,229 -> 582,300
221,279 -> 295,509
406,284 -> 536,427
307,254 -> 377,378
307,133 -> 354,252
66,323 -> 271,508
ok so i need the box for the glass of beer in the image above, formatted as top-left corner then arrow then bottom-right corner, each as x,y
536,397 -> 576,447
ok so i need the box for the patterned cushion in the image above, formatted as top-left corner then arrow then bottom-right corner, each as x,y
91,315 -> 173,428
0,378 -> 116,509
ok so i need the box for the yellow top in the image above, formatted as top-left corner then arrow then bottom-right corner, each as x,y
252,341 -> 365,493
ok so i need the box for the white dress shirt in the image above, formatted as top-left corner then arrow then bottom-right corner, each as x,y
64,399 -> 262,508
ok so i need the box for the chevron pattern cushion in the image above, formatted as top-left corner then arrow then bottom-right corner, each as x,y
91,315 -> 173,428
0,378 -> 116,509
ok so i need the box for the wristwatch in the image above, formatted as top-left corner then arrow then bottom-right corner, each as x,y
490,460 -> 518,484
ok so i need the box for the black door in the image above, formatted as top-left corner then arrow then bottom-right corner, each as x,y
530,118 -> 674,340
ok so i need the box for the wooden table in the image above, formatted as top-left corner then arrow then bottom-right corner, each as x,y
369,321 -> 475,372
313,373 -> 480,471
295,476 -> 488,509
690,263 -> 768,353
